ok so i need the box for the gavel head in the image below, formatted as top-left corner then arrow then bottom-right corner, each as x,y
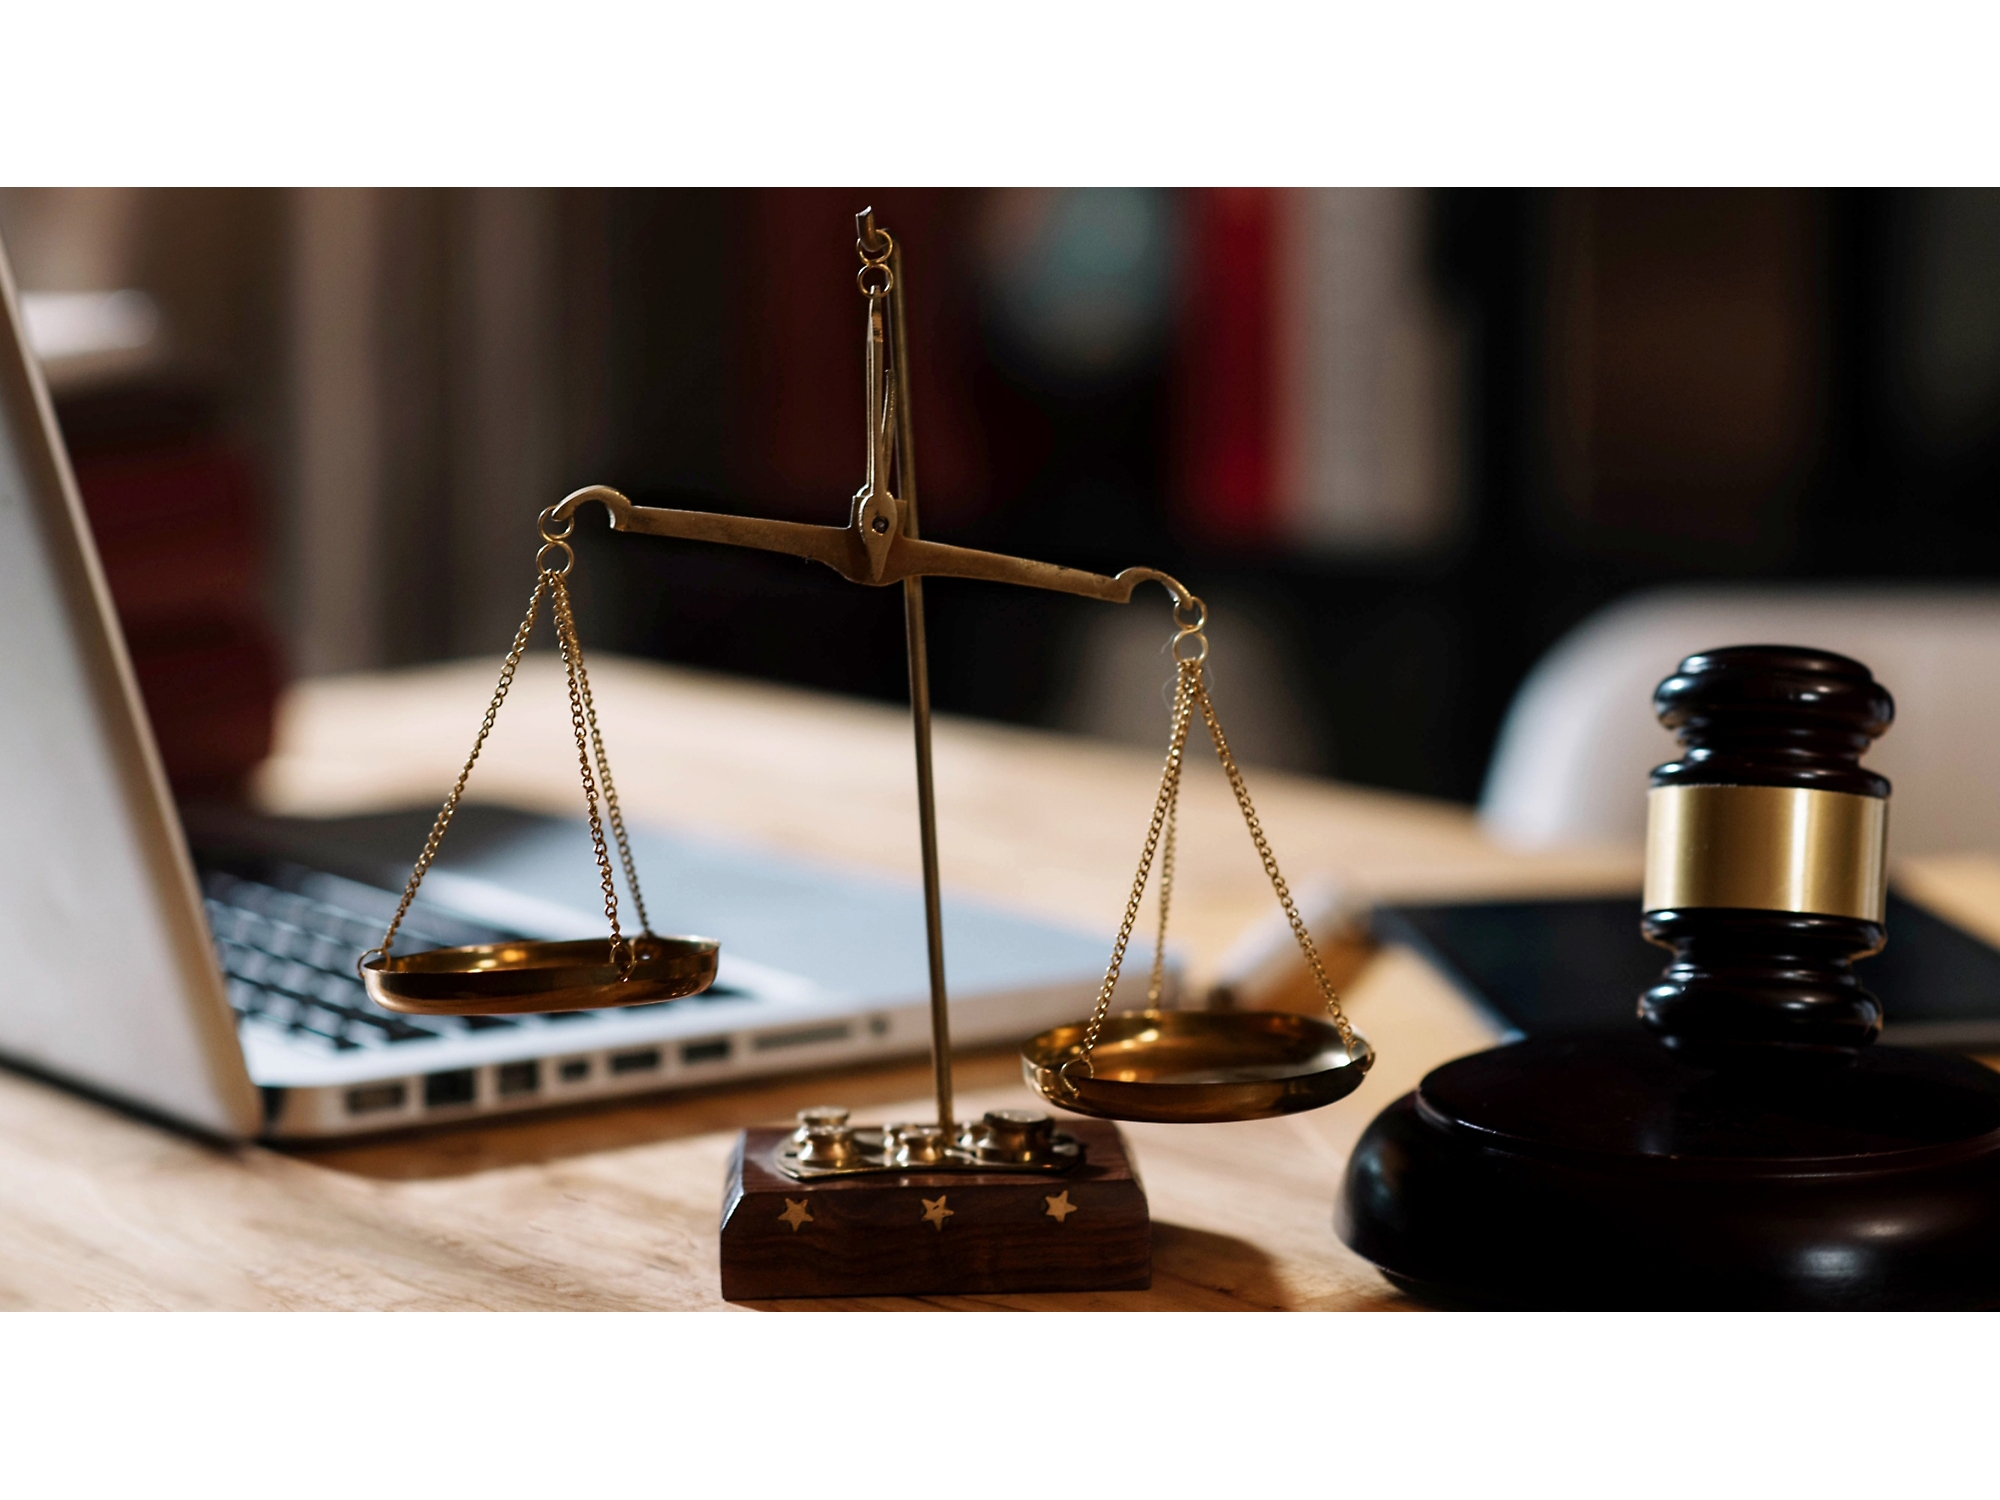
1638,646 -> 1895,1052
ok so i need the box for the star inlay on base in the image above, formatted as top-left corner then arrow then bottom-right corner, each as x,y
721,1122 -> 1149,1299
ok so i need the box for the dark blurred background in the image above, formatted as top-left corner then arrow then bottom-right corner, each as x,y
5,188 -> 1999,803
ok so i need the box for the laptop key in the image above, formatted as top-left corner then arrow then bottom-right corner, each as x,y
226,977 -> 270,1016
305,935 -> 351,972
218,942 -> 272,986
310,970 -> 364,1006
290,1002 -> 362,1049
321,998 -> 437,1044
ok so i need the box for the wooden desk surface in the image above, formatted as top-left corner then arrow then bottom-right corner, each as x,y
6,655 -> 1982,1309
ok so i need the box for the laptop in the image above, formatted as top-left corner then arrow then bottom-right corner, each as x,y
0,237 -> 1137,1142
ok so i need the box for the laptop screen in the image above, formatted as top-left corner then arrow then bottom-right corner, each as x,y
0,236 -> 261,1136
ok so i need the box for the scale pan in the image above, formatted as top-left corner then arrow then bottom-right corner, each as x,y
361,935 -> 719,1016
1021,1009 -> 1373,1124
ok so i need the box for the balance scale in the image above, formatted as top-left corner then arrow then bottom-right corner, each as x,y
351,208 -> 1374,1299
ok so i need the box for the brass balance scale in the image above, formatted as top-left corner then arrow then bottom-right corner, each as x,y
357,209 -> 1373,1297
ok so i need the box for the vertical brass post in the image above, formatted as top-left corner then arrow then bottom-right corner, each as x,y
869,214 -> 954,1134
905,575 -> 952,1133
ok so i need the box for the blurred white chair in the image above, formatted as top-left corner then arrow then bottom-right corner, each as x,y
1480,587 -> 2000,856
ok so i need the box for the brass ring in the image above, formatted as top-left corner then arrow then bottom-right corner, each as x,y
355,946 -> 388,980
536,539 -> 575,576
1173,595 -> 1207,631
1055,1055 -> 1093,1100
857,262 -> 894,296
1172,630 -> 1209,664
856,229 -> 895,265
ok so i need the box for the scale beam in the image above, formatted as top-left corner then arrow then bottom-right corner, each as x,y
547,484 -> 1188,611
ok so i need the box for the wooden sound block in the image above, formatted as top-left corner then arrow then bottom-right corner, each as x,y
719,1118 -> 1150,1300
1341,1033 -> 2000,1308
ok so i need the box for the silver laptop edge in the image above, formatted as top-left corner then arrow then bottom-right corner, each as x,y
0,235 -> 263,1137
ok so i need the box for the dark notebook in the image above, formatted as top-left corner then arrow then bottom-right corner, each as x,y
1373,892 -> 2000,1050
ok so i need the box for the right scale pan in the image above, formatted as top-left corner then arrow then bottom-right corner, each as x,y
1022,1010 -> 1374,1124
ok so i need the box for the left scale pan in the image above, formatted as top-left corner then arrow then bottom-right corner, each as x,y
361,935 -> 718,1016
355,504 -> 717,1020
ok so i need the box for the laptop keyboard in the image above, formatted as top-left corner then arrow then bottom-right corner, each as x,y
196,851 -> 746,1058
198,857 -> 520,1053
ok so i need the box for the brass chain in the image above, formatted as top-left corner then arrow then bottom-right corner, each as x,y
1067,656 -> 1199,1085
1147,791 -> 1177,1007
857,225 -> 894,292
1065,595 -> 1357,1086
1193,676 -> 1358,1054
360,571 -> 550,973
551,572 -> 653,939
550,570 -> 636,976
360,513 -> 649,978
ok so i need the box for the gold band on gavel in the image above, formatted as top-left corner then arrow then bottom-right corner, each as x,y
1642,784 -> 1889,922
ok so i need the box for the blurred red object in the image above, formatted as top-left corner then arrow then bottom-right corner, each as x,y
63,395 -> 283,799
1174,188 -> 1463,557
1174,187 -> 1282,544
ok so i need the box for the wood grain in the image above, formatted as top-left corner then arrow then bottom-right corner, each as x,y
0,942 -> 1492,1309
9,654 -> 1985,1309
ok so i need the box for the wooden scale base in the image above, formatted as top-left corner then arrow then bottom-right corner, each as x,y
720,1118 -> 1150,1301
